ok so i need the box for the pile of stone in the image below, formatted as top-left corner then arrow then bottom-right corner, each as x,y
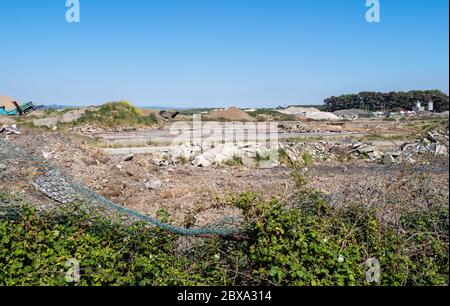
67,124 -> 137,135
350,130 -> 449,164
152,142 -> 275,168
349,143 -> 387,161
149,129 -> 449,168
280,141 -> 335,163
278,123 -> 344,133
67,124 -> 106,135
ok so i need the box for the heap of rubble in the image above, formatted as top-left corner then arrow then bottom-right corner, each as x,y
67,124 -> 137,135
350,130 -> 449,164
148,129 -> 449,168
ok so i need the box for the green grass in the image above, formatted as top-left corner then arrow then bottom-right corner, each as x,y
72,101 -> 157,128
359,134 -> 416,142
225,155 -> 243,166
248,109 -> 298,121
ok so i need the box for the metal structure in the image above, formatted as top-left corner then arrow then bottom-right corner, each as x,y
0,101 -> 35,116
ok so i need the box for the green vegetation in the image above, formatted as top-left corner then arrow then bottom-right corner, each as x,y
302,152 -> 314,166
73,101 -> 157,128
44,108 -> 77,117
324,90 -> 449,112
248,109 -> 298,121
225,155 -> 243,167
359,134 -> 416,142
0,165 -> 448,286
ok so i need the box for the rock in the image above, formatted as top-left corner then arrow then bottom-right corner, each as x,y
435,144 -> 448,155
146,179 -> 162,190
191,144 -> 241,167
0,124 -> 21,135
352,142 -> 363,149
124,154 -> 135,161
191,154 -> 213,167
383,153 -> 396,164
169,144 -> 202,163
427,132 -> 437,142
0,163 -> 6,172
357,145 -> 375,154
153,158 -> 169,167
241,156 -> 255,167
329,145 -> 349,156
372,150 -> 384,159
160,110 -> 180,120
427,143 -> 437,153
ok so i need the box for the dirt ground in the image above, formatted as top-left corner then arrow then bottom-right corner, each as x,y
1,124 -> 448,228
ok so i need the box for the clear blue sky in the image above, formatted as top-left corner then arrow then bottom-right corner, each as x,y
0,0 -> 448,108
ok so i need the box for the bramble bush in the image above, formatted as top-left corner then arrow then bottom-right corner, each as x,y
0,166 -> 448,286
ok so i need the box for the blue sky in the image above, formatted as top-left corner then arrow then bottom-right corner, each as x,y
0,0 -> 448,107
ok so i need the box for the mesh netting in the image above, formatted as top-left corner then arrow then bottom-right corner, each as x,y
0,138 -> 244,238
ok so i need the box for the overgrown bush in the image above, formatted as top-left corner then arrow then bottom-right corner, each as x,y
73,101 -> 157,128
0,165 -> 448,286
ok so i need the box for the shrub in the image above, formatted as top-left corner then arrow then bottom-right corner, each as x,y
73,101 -> 157,128
0,164 -> 448,286
225,156 -> 243,167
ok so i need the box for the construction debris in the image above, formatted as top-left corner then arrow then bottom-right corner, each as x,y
0,124 -> 21,140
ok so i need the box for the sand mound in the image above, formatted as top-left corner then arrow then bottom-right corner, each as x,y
208,107 -> 254,121
279,106 -> 339,121
279,106 -> 321,115
307,112 -> 340,121
0,96 -> 18,111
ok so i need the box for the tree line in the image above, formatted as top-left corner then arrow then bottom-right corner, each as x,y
323,90 -> 449,112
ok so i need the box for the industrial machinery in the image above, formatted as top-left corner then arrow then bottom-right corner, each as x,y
0,101 -> 35,116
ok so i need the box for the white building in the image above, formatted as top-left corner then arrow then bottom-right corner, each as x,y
413,101 -> 425,112
428,100 -> 434,112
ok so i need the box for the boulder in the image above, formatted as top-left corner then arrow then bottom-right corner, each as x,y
329,145 -> 349,156
372,150 -> 384,159
435,144 -> 448,156
383,153 -> 396,164
160,110 -> 180,120
146,179 -> 163,190
191,143 -> 245,167
191,154 -> 213,167
124,154 -> 135,162
169,144 -> 202,162
357,145 -> 375,154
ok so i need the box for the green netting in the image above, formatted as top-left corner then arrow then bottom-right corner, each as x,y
0,138 -> 243,238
